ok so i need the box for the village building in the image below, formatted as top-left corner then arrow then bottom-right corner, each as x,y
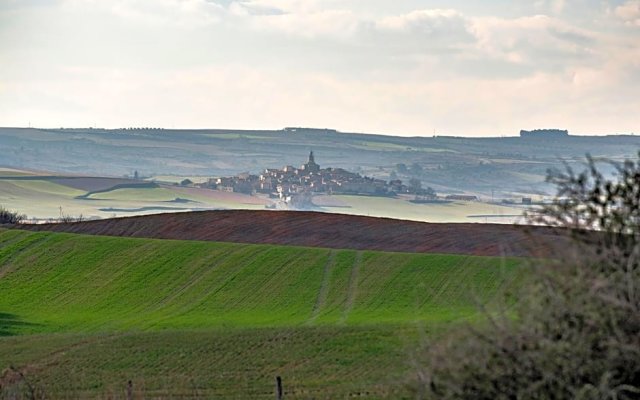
198,152 -> 421,202
445,194 -> 478,201
301,151 -> 321,173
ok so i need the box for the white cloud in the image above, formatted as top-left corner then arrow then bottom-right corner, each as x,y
244,8 -> 361,39
0,0 -> 638,136
533,0 -> 566,15
551,0 -> 566,14
231,0 -> 323,14
469,15 -> 597,65
614,0 -> 640,26
376,9 -> 472,42
55,0 -> 227,28
376,9 -> 464,31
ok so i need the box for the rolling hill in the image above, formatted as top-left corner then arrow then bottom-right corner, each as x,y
0,228 -> 524,333
0,227 -> 526,398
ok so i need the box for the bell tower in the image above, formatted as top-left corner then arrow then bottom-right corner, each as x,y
304,151 -> 320,173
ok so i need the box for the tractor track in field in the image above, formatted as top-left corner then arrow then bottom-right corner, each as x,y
0,232 -> 57,280
309,251 -> 337,323
174,246 -> 274,315
0,230 -> 32,247
18,210 -> 566,257
147,246 -> 244,312
342,252 -> 363,324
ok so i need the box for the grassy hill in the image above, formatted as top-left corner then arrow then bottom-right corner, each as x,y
0,228 -> 525,398
0,229 -> 524,334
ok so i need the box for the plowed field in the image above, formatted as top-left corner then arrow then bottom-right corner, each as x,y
23,210 -> 562,256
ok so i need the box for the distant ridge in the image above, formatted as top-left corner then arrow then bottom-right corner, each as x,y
22,210 -> 564,257
520,128 -> 569,138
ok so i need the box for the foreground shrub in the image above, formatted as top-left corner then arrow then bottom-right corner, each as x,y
412,154 -> 640,399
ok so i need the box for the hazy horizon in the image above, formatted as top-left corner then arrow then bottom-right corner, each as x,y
2,125 -> 637,139
1,0 -> 639,137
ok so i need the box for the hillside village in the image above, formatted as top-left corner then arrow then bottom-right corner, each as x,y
198,152 -> 436,205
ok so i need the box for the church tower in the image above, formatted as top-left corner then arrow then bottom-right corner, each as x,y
304,151 -> 320,173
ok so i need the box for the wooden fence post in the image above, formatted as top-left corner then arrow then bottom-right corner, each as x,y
126,380 -> 133,400
275,376 -> 283,400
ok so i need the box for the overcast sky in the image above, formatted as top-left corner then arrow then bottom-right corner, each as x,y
0,0 -> 638,136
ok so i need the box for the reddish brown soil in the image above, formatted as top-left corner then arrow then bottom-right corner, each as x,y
21,210 -> 564,257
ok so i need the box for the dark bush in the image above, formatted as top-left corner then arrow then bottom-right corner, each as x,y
0,207 -> 26,224
412,153 -> 640,399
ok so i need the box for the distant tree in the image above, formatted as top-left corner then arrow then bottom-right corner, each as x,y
396,163 -> 408,174
59,214 -> 84,223
0,207 -> 26,224
423,186 -> 436,198
57,206 -> 83,223
133,170 -> 139,180
410,163 -> 423,176
180,179 -> 193,186
389,171 -> 398,181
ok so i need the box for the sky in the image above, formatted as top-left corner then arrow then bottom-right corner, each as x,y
0,0 -> 639,137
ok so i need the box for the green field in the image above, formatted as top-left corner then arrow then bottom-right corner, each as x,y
0,229 -> 525,398
0,179 -> 268,221
0,326 -> 418,398
0,168 -> 40,177
4,180 -> 85,198
86,187 -> 196,202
